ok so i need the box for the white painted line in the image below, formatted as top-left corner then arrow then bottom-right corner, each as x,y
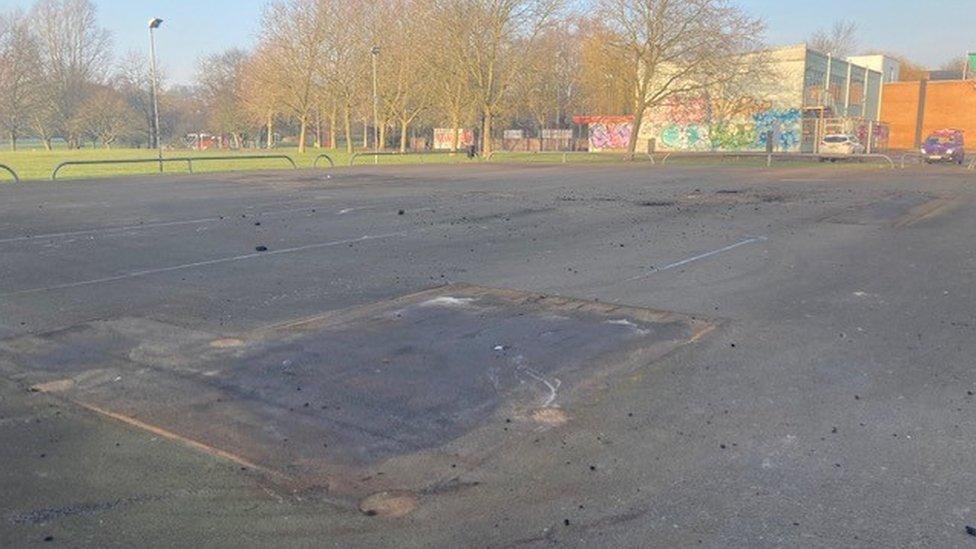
0,217 -> 221,244
338,206 -> 374,215
0,231 -> 407,297
626,236 -> 767,282
0,205 -> 326,246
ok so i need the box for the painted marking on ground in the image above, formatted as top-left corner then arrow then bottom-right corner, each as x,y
0,231 -> 407,297
625,236 -> 768,282
0,204 -> 333,246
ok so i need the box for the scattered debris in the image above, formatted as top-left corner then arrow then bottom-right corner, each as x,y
255,246 -> 268,252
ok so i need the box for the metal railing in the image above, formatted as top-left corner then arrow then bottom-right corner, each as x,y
485,150 -> 655,164
655,150 -> 894,168
313,153 -> 335,168
348,149 -> 474,166
51,154 -> 297,180
0,163 -> 19,183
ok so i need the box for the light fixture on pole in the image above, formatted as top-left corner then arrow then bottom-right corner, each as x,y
148,17 -> 163,172
371,45 -> 380,154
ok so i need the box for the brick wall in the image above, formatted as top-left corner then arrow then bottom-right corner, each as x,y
881,80 -> 976,150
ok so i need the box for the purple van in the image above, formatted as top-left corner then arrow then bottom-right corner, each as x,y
921,129 -> 965,164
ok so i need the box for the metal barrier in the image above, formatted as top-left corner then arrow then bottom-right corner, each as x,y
485,150 -> 655,164
313,153 -> 335,168
656,151 -> 894,168
0,163 -> 19,183
348,150 -> 473,166
51,154 -> 297,180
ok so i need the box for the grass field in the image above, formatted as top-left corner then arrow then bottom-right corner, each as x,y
0,146 -> 891,182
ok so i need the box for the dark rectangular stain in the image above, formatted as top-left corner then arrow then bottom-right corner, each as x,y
1,284 -> 713,495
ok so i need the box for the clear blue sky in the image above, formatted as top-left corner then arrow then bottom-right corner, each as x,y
2,0 -> 974,84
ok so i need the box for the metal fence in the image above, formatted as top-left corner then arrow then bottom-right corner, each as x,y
0,164 -> 20,183
348,150 -> 476,166
51,155 -> 297,180
654,150 -> 895,168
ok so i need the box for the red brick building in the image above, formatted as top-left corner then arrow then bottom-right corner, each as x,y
880,80 -> 976,150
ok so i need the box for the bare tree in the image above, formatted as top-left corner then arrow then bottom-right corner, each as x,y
598,0 -> 765,155
433,0 -> 562,155
577,17 -> 633,116
0,9 -> 41,150
513,22 -> 579,139
69,86 -> 138,148
374,0 -> 435,152
940,55 -> 974,79
252,0 -> 328,153
808,20 -> 858,58
197,49 -> 252,148
319,0 -> 369,153
31,0 -> 112,147
114,50 -> 154,147
239,47 -> 281,149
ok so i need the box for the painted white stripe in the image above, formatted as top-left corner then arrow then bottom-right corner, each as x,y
626,236 -> 767,282
0,217 -> 221,244
0,205 -> 326,246
0,231 -> 407,297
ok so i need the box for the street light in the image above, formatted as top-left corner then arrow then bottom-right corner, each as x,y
371,45 -> 380,154
148,18 -> 163,172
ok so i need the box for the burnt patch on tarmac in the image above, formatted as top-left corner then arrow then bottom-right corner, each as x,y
0,284 -> 712,499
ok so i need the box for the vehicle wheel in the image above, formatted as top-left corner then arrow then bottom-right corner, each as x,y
830,158 -> 836,163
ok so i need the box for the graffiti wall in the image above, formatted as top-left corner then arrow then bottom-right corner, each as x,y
638,96 -> 803,152
573,116 -> 634,151
433,128 -> 474,150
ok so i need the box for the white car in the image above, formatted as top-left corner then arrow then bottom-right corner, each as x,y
819,134 -> 865,161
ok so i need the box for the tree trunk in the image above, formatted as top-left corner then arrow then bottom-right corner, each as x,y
362,117 -> 368,149
482,109 -> 492,156
626,105 -> 646,159
298,115 -> 308,154
266,112 -> 274,149
399,119 -> 409,153
450,114 -> 460,153
314,110 -> 321,149
328,104 -> 337,150
9,132 -> 15,151
43,137 -> 52,151
343,106 -> 353,154
379,121 -> 386,151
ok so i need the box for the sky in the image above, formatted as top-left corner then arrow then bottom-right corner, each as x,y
1,0 -> 974,85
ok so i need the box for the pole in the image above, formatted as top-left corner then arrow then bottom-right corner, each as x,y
371,45 -> 380,155
148,19 -> 163,173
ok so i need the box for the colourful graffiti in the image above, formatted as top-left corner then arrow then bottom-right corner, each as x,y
574,116 -> 634,151
433,128 -> 474,150
640,95 -> 802,153
752,109 -> 802,151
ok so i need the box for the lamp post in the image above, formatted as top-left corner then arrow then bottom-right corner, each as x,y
371,45 -> 380,154
148,18 -> 163,172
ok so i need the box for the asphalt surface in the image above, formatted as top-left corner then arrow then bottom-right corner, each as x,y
1,162 -> 975,547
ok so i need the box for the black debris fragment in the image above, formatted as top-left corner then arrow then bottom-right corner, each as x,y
398,209 -> 405,215
255,246 -> 268,252
966,525 -> 976,537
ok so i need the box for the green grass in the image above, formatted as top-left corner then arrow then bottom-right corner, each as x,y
0,147 -> 488,182
0,146 -> 891,182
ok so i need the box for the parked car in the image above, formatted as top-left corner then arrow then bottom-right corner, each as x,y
921,129 -> 965,165
819,134 -> 865,161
